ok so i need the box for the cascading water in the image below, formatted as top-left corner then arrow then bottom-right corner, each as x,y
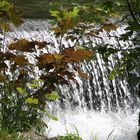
6,20 -> 140,140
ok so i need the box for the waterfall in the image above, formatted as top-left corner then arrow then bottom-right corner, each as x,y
5,20 -> 140,140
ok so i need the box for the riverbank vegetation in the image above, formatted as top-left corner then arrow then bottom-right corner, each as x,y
0,0 -> 140,139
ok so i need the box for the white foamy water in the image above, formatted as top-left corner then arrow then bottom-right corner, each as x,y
46,110 -> 139,140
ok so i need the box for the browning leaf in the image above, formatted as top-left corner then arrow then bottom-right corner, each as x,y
77,69 -> 90,79
9,39 -> 48,52
63,48 -> 93,63
35,41 -> 49,49
38,53 -> 55,64
52,27 -> 61,36
101,23 -> 118,32
11,55 -> 29,66
4,52 -> 16,60
9,39 -> 36,52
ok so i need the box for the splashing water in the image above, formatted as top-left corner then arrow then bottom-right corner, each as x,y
6,20 -> 140,140
46,110 -> 139,140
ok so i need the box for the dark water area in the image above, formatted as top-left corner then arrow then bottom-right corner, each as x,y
8,0 -> 94,19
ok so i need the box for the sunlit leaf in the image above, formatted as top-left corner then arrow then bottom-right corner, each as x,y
75,45 -> 86,50
25,98 -> 38,104
64,6 -> 80,18
50,10 -> 61,20
109,71 -> 117,80
46,91 -> 60,101
0,1 -> 12,11
28,83 -> 40,89
44,110 -> 58,121
16,87 -> 27,96
53,54 -> 64,60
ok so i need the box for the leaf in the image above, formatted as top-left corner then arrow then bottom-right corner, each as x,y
77,69 -> 90,80
101,23 -> 117,32
64,6 -> 80,18
12,55 -> 29,66
32,79 -> 44,83
46,91 -> 60,101
0,22 -> 10,32
44,110 -> 58,121
28,83 -> 40,89
7,9 -> 23,26
50,10 -> 61,20
9,39 -> 48,52
53,54 -> 64,60
0,74 -> 5,82
52,27 -> 61,35
51,7 -> 80,36
16,87 -> 27,96
63,48 -> 93,63
38,53 -> 55,64
9,39 -> 35,52
0,1 -> 12,11
35,41 -> 49,49
75,45 -> 86,50
0,1 -> 23,26
25,98 -> 38,104
109,71 -> 117,80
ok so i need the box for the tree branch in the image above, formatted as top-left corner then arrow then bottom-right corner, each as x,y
126,0 -> 140,26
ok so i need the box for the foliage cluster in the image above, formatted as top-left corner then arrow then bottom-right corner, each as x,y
54,0 -> 140,87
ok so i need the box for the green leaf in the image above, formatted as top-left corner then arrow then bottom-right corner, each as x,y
16,87 -> 27,96
44,110 -> 58,121
65,6 -> 80,18
75,45 -> 86,50
50,10 -> 60,20
109,71 -> 117,80
46,91 -> 60,101
0,1 -> 12,11
32,79 -> 44,83
25,98 -> 38,104
28,83 -> 40,89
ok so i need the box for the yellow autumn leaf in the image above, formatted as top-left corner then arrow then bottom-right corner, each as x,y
53,54 -> 64,60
